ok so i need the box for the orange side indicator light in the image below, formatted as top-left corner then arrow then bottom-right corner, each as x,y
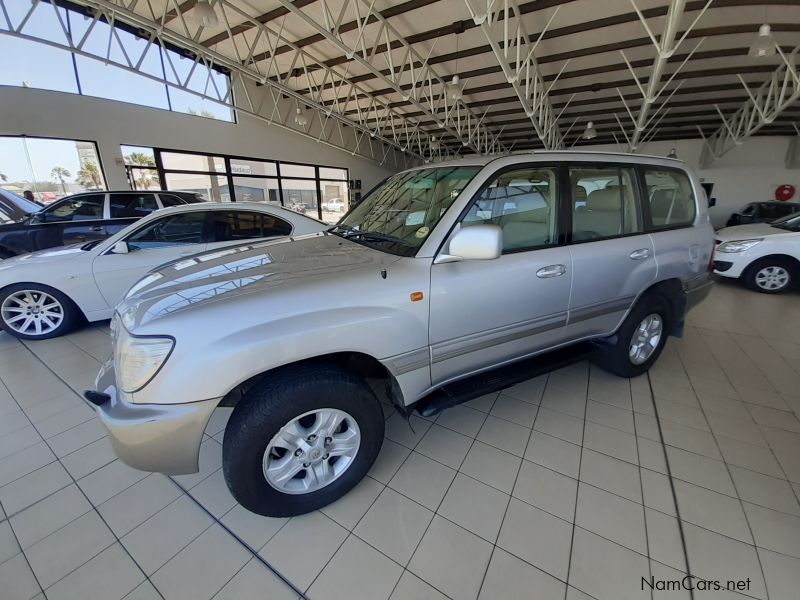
410,291 -> 424,302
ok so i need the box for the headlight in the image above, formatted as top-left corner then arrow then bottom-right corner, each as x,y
716,239 -> 762,253
114,326 -> 174,393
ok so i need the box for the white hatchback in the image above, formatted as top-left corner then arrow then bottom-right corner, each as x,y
0,202 -> 327,339
714,211 -> 800,293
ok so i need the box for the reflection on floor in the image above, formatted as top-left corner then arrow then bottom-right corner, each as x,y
0,279 -> 799,600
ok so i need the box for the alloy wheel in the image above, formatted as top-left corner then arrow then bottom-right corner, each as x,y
754,266 -> 789,291
1,290 -> 64,336
628,313 -> 663,365
263,408 -> 361,495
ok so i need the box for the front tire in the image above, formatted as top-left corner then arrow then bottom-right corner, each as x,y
595,294 -> 672,378
222,363 -> 385,517
0,283 -> 80,340
743,257 -> 795,294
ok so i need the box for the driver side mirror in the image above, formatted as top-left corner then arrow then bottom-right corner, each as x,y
434,225 -> 502,264
111,241 -> 130,254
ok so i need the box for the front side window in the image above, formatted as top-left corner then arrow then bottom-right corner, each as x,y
126,212 -> 206,250
643,168 -> 696,229
42,194 -> 104,222
335,166 -> 482,257
570,167 -> 641,241
462,167 -> 558,251
110,193 -> 158,218
208,211 -> 292,242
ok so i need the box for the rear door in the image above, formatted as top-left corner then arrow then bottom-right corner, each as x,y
91,210 -> 208,307
565,164 -> 656,340
106,192 -> 160,236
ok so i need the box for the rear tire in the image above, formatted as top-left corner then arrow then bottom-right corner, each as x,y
0,283 -> 80,340
595,294 -> 672,378
743,257 -> 795,294
222,363 -> 384,517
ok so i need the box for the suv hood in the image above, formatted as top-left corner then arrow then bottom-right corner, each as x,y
715,223 -> 789,242
117,233 -> 402,329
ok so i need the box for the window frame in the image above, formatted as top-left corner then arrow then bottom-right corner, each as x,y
637,165 -> 698,233
565,162 -> 646,245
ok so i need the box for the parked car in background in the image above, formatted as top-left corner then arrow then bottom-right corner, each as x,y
0,203 -> 326,339
726,201 -> 800,227
714,211 -> 800,294
0,190 -> 201,259
0,188 -> 44,225
322,198 -> 344,212
84,152 -> 714,518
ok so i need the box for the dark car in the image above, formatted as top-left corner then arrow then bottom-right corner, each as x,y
0,190 -> 200,259
0,189 -> 44,225
726,201 -> 800,227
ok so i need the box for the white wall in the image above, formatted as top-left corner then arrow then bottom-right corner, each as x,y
0,86 -> 396,192
590,137 -> 800,228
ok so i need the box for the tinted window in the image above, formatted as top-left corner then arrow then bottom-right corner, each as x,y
759,203 -> 796,220
570,167 -> 641,241
208,211 -> 292,242
159,194 -> 188,208
643,168 -> 696,229
109,193 -> 159,218
462,167 -> 558,251
126,212 -> 206,250
42,194 -> 104,222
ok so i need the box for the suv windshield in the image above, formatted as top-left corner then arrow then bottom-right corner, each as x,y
770,211 -> 800,232
333,166 -> 482,256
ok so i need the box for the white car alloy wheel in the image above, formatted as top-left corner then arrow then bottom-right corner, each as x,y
263,408 -> 361,495
1,289 -> 64,336
628,313 -> 663,365
754,265 -> 790,291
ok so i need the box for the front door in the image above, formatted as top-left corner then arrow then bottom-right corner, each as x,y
30,193 -> 108,250
565,164 -> 657,339
92,210 -> 208,308
429,165 -> 572,385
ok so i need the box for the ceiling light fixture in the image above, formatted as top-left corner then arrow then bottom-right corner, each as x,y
748,24 -> 776,59
448,75 -> 463,101
582,121 -> 597,140
430,136 -> 440,151
193,1 -> 219,28
294,106 -> 308,128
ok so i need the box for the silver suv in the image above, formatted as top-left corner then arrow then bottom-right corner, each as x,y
85,152 -> 714,517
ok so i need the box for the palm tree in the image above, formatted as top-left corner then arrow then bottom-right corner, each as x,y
51,166 -> 71,194
187,108 -> 218,119
77,163 -> 102,190
124,152 -> 156,189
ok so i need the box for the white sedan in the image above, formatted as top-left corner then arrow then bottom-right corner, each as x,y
714,211 -> 800,294
0,202 -> 327,339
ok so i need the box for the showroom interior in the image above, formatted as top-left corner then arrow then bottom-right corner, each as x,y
1,0 -> 799,599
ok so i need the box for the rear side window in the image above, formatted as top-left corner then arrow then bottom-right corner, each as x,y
642,168 -> 696,229
160,194 -> 187,208
110,193 -> 158,218
208,211 -> 292,242
569,166 -> 642,242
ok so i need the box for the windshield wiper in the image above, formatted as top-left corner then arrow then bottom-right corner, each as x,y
328,225 -> 409,245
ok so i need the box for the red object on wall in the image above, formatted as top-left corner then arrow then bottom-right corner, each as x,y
775,185 -> 796,201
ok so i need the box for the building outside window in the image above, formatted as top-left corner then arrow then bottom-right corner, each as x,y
121,146 -> 349,223
0,136 -> 106,202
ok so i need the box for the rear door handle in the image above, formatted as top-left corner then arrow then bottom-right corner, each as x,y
90,226 -> 104,232
629,248 -> 651,260
536,264 -> 567,278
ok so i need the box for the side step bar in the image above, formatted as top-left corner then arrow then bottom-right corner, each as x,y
414,342 -> 599,418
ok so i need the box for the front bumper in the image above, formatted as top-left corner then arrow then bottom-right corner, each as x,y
83,360 -> 220,475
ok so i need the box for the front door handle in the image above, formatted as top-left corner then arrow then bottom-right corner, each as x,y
536,264 -> 567,278
90,226 -> 104,232
629,248 -> 651,260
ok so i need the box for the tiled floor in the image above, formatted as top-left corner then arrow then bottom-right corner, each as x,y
1,279 -> 799,600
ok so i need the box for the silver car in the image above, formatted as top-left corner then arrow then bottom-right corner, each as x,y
85,152 -> 714,517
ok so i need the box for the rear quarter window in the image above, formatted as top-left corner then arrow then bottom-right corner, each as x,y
642,168 -> 696,230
